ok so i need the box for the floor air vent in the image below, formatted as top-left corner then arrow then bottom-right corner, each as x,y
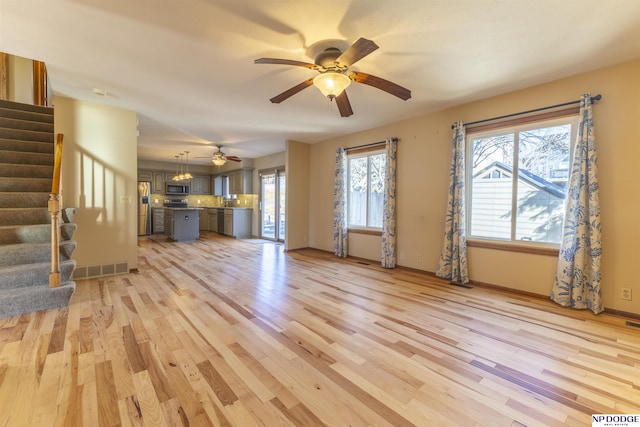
626,321 -> 640,329
73,262 -> 129,279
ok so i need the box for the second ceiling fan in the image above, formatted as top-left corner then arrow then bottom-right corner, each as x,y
196,146 -> 241,166
255,38 -> 411,117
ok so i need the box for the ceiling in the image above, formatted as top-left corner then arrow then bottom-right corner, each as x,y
2,1 -> 640,165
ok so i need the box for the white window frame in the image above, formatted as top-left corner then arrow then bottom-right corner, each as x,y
347,148 -> 386,232
466,115 -> 579,250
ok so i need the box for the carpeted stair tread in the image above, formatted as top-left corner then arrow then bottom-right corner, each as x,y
0,240 -> 76,265
0,240 -> 76,266
0,223 -> 76,244
0,99 -> 53,115
0,105 -> 54,124
0,162 -> 53,178
0,177 -> 51,193
0,150 -> 53,166
0,282 -> 76,318
0,192 -> 50,208
0,116 -> 53,133
0,127 -> 54,143
0,138 -> 54,154
0,260 -> 76,290
0,207 -> 51,226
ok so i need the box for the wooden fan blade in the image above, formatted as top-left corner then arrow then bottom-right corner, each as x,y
336,38 -> 379,67
350,71 -> 411,100
225,156 -> 242,162
254,58 -> 317,69
335,91 -> 353,117
269,78 -> 314,103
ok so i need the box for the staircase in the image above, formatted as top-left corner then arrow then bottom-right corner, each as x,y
0,99 -> 76,318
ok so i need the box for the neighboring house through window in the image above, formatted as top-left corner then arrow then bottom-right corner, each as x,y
347,148 -> 386,230
467,115 -> 578,245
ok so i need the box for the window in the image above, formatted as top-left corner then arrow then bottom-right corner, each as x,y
467,116 -> 577,245
347,150 -> 386,229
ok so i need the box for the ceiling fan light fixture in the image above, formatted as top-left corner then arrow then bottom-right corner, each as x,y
313,72 -> 351,99
212,155 -> 226,166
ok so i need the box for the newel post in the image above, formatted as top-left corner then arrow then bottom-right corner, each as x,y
48,194 -> 61,287
49,133 -> 64,288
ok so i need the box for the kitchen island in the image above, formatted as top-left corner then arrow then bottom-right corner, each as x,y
164,207 -> 203,242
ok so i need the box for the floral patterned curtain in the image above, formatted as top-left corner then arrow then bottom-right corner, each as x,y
381,138 -> 397,268
551,94 -> 602,314
333,147 -> 348,257
436,122 -> 469,284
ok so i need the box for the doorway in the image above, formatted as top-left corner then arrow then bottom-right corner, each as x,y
260,168 -> 285,242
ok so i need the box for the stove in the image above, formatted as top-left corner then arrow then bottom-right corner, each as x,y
163,198 -> 188,208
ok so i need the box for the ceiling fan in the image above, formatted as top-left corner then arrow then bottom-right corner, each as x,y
255,37 -> 411,117
196,146 -> 241,166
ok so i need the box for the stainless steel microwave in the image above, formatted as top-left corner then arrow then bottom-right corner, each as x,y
165,183 -> 190,195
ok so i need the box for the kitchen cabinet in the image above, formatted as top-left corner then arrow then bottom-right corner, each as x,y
152,208 -> 164,234
139,169 -> 209,194
152,172 -> 165,194
212,175 -> 227,196
138,171 -> 153,181
223,208 -> 252,238
228,169 -> 253,194
191,175 -> 211,195
199,209 -> 209,231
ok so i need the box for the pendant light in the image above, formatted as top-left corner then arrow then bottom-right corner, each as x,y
171,151 -> 194,180
172,155 -> 181,181
183,151 -> 193,179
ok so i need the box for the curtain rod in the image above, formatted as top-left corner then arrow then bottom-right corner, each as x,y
345,138 -> 397,151
451,94 -> 602,129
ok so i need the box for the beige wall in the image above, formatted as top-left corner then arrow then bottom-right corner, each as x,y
308,59 -> 640,315
7,55 -> 33,104
54,96 -> 139,272
286,140 -> 310,250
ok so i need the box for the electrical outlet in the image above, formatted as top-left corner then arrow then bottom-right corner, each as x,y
416,254 -> 423,264
621,287 -> 632,301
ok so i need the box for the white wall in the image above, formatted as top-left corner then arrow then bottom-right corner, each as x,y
308,59 -> 640,315
54,96 -> 139,272
6,55 -> 33,104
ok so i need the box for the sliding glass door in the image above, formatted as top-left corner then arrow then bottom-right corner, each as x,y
260,169 -> 285,242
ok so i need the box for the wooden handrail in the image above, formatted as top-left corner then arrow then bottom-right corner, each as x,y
51,134 -> 63,195
49,134 -> 64,288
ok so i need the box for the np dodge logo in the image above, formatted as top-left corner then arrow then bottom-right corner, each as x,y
592,414 -> 640,426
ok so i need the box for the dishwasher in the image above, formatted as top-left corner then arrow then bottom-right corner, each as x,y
218,208 -> 225,235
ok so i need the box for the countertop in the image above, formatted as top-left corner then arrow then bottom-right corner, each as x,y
156,206 -> 252,210
202,207 -> 253,210
163,207 -> 204,211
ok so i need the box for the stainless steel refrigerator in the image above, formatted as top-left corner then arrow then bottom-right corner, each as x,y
138,181 -> 151,235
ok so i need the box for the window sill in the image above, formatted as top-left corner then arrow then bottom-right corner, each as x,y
467,239 -> 559,256
348,227 -> 382,236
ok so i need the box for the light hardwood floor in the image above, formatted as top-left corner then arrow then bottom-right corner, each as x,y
1,233 -> 639,426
